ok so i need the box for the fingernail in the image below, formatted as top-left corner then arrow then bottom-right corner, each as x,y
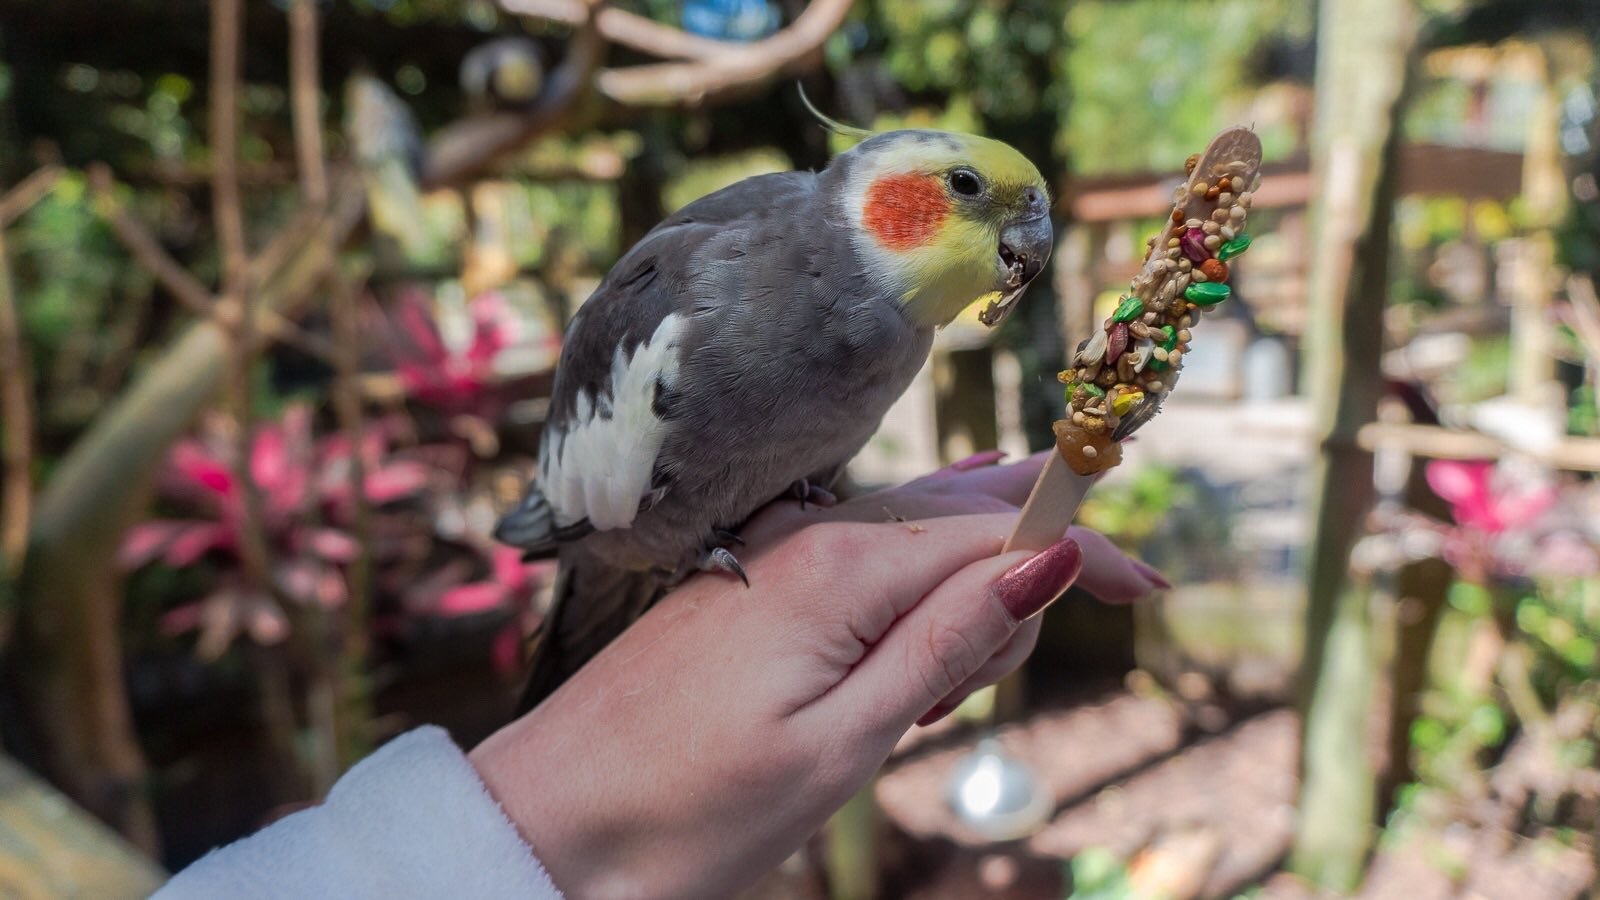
917,701 -> 958,727
995,538 -> 1083,621
949,450 -> 1007,471
1132,560 -> 1172,590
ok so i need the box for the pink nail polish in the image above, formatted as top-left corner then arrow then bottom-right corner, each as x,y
949,450 -> 1007,471
1132,560 -> 1172,590
994,538 -> 1083,621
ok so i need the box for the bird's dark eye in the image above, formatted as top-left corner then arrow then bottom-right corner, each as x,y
948,168 -> 983,197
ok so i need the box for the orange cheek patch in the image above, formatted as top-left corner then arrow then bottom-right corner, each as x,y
862,174 -> 949,251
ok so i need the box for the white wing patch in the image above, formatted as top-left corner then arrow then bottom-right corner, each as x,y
539,315 -> 685,530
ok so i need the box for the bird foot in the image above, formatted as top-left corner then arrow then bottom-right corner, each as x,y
699,546 -> 749,587
712,528 -> 745,547
788,478 -> 838,511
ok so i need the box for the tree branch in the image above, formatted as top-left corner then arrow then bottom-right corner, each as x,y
501,0 -> 733,61
211,0 -> 278,619
422,4 -> 601,187
592,0 -> 853,106
503,0 -> 853,107
87,165 -> 214,317
288,0 -> 329,210
0,222 -> 33,575
0,165 -> 64,228
88,164 -> 335,361
426,0 -> 851,185
16,183 -> 364,844
421,2 -> 604,188
325,270 -> 373,770
245,206 -> 326,289
211,0 -> 250,304
1564,274 -> 1600,365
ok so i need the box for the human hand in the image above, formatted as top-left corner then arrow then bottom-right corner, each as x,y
741,450 -> 1168,724
469,453 -> 1164,899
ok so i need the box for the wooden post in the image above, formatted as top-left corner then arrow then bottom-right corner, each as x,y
1292,0 -> 1420,890
1378,462 -> 1454,814
824,782 -> 880,900
1054,221 -> 1096,352
1508,46 -> 1566,406
0,754 -> 166,898
933,347 -> 1000,463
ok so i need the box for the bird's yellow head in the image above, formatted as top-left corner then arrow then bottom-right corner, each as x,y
841,130 -> 1053,328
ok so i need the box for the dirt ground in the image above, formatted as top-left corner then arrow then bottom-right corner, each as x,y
742,678 -> 1597,900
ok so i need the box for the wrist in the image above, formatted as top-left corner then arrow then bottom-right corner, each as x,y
468,707 -> 701,899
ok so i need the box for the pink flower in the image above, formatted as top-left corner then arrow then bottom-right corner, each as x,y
390,289 -> 516,419
490,623 -> 525,679
1426,460 -> 1556,536
160,585 -> 289,661
123,405 -> 434,657
436,546 -> 551,617
1420,459 -> 1594,583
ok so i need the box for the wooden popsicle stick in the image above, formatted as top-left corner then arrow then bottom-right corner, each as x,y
1002,126 -> 1263,555
1002,452 -> 1093,553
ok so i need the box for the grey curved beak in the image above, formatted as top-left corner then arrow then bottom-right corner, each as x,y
999,216 -> 1053,287
980,215 -> 1054,327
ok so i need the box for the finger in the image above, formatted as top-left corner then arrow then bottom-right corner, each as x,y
915,450 -> 1052,506
759,512 -> 1019,633
815,491 -> 1016,528
742,451 -> 1050,545
1069,527 -> 1167,604
943,450 -> 1009,472
916,617 -> 1042,727
740,491 -> 1013,548
817,537 -> 1082,737
916,537 -> 1170,725
744,495 -> 1163,610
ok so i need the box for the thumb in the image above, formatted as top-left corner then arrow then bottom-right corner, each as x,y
824,537 -> 1082,737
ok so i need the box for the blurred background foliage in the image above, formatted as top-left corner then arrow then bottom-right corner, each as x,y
2,0 -> 1600,897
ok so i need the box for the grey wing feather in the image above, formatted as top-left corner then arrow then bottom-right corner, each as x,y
495,171 -> 819,551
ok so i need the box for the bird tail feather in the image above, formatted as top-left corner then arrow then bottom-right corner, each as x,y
515,549 -> 663,713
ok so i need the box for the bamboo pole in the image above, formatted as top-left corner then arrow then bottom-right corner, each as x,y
1291,0 -> 1420,889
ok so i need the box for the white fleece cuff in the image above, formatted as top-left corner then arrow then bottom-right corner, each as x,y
153,725 -> 563,899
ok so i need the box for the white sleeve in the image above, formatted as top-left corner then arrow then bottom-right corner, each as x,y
152,725 -> 564,900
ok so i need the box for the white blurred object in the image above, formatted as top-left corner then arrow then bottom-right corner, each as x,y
945,738 -> 1052,841
1464,389 -> 1566,456
1241,337 -> 1292,400
1381,331 -> 1471,380
1172,319 -> 1248,399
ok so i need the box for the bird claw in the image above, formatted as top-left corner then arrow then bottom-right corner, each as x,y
699,546 -> 749,587
712,528 -> 745,547
788,478 -> 838,511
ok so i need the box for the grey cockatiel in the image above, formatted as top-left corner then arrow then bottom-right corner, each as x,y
497,129 -> 1053,711
460,36 -> 544,112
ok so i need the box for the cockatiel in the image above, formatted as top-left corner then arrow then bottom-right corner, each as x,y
497,129 -> 1053,711
459,36 -> 545,113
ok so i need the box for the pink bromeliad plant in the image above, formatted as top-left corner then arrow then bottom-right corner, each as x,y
1423,459 -> 1596,584
440,544 -> 554,679
120,406 -> 432,659
389,288 -> 518,423
397,530 -> 555,678
1359,459 -> 1597,585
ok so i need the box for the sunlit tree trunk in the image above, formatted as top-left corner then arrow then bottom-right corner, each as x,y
1292,0 -> 1420,890
1508,45 -> 1566,405
10,215 -> 353,850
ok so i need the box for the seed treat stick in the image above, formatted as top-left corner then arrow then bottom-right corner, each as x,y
1004,126 -> 1263,553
